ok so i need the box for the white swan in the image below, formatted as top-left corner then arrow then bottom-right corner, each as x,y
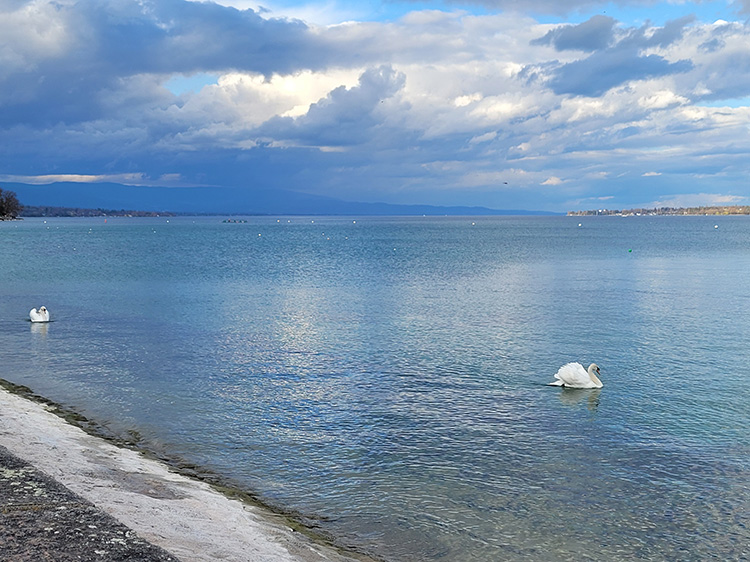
29,306 -> 50,323
549,362 -> 602,389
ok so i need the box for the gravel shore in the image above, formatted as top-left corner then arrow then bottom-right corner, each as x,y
0,445 -> 179,561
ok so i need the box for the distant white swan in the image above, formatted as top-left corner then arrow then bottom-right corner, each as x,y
549,362 -> 602,389
29,306 -> 50,323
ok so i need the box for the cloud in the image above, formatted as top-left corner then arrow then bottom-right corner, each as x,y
532,15 -> 616,51
532,15 -> 694,97
402,0 -> 629,17
545,51 -> 692,97
0,0 -> 327,126
648,193 -> 748,207
2,1 -> 750,212
638,90 -> 687,109
410,0 -> 750,18
681,22 -> 750,104
258,65 -> 407,148
0,173 -> 187,186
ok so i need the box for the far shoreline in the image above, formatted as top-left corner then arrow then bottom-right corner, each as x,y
568,205 -> 750,216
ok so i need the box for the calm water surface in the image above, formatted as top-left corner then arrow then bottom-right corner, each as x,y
1,216 -> 749,561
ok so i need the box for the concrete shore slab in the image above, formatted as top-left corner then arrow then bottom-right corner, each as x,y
0,445 -> 179,561
0,386 -> 368,562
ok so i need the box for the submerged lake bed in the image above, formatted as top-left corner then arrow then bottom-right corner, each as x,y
1,215 -> 748,561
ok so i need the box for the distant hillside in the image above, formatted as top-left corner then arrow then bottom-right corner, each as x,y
569,206 -> 750,216
8,182 -> 558,216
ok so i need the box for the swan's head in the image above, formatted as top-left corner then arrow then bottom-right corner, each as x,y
39,306 -> 47,312
588,364 -> 603,387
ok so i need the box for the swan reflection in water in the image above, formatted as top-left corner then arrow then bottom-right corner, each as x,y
30,321 -> 49,337
558,387 -> 601,412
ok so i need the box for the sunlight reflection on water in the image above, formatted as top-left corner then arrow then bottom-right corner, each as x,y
2,216 -> 749,561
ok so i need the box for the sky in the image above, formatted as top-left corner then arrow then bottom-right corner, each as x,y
2,0 -> 750,212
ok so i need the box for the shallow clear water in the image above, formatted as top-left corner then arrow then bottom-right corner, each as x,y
1,215 -> 749,561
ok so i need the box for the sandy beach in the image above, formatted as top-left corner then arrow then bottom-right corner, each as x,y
0,384 -> 369,562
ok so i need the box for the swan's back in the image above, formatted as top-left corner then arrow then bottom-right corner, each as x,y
554,362 -> 587,385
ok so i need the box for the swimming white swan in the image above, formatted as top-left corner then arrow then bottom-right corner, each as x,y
549,362 -> 602,389
29,306 -> 50,323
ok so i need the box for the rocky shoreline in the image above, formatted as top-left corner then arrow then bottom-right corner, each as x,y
0,385 -> 371,562
0,445 -> 178,561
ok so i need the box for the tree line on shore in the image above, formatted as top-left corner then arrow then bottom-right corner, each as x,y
0,188 -> 21,219
20,205 -> 174,218
0,187 -> 173,218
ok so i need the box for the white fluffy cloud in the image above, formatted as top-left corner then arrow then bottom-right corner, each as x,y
2,0 -> 750,211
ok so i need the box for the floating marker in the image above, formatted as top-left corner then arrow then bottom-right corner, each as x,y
715,225 -> 718,229
628,249 -> 632,252
578,223 -> 582,227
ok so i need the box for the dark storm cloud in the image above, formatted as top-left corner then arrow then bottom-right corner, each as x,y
533,16 -> 694,97
533,14 -> 694,52
0,0 -> 325,127
547,50 -> 692,96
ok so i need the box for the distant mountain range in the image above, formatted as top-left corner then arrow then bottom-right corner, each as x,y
8,182 -> 558,216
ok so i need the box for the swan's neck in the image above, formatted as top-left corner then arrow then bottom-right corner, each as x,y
589,373 -> 602,387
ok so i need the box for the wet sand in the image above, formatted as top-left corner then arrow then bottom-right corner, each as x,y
0,385 -> 370,562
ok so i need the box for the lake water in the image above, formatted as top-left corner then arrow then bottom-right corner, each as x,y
1,215 -> 748,561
